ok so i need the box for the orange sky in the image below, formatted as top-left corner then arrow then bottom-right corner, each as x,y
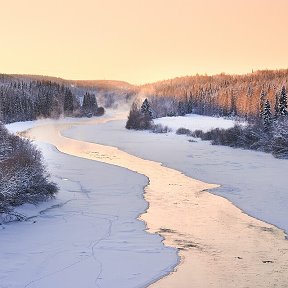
1,0 -> 287,84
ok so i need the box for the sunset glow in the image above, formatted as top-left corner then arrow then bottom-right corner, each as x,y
1,0 -> 288,84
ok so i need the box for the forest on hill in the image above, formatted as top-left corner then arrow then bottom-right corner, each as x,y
139,69 -> 288,120
0,74 -> 137,123
127,70 -> 288,158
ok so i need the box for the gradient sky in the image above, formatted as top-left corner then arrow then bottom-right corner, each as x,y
1,0 -> 287,84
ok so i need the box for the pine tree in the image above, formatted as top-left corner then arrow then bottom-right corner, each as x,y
263,99 -> 272,129
259,89 -> 266,118
279,86 -> 287,116
274,93 -> 280,119
82,92 -> 98,115
177,101 -> 186,116
187,92 -> 193,114
141,98 -> 152,118
64,89 -> 74,114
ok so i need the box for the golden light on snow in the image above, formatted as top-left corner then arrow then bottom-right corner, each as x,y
0,0 -> 287,84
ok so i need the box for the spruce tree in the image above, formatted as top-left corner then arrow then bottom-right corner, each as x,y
177,101 -> 186,116
263,99 -> 272,129
279,86 -> 287,116
259,90 -> 266,118
141,98 -> 152,118
274,93 -> 280,119
187,92 -> 193,114
82,92 -> 98,115
64,89 -> 74,114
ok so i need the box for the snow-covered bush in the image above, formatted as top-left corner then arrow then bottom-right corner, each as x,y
0,124 -> 58,218
151,124 -> 172,134
190,118 -> 288,159
176,127 -> 192,136
271,118 -> 288,158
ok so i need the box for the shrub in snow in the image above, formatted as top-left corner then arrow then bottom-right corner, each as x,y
176,127 -> 192,136
191,130 -> 205,138
95,107 -> 105,116
191,118 -> 288,159
0,124 -> 58,219
151,124 -> 172,134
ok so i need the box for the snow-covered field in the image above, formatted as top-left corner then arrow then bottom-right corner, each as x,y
0,128 -> 177,287
154,114 -> 237,132
63,117 -> 288,234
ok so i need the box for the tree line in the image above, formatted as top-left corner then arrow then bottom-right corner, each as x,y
139,69 -> 288,120
0,79 -> 105,124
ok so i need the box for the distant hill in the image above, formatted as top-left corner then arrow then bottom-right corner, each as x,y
9,74 -> 136,91
2,69 -> 288,120
72,80 -> 135,90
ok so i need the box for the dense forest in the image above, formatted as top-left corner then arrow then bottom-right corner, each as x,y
0,74 -> 137,124
139,69 -> 288,120
0,78 -> 81,123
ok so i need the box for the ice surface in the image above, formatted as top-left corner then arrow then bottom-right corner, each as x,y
63,117 -> 288,234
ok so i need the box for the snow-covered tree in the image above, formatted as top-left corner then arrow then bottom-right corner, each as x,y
140,98 -> 152,118
263,99 -> 272,129
126,101 -> 152,130
64,89 -> 74,115
274,92 -> 280,119
177,101 -> 186,116
279,86 -> 287,116
82,92 -> 98,115
259,89 -> 266,118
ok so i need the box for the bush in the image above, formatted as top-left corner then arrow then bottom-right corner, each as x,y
151,124 -> 172,133
176,127 -> 192,136
191,130 -> 205,138
95,107 -> 105,116
0,124 -> 58,219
